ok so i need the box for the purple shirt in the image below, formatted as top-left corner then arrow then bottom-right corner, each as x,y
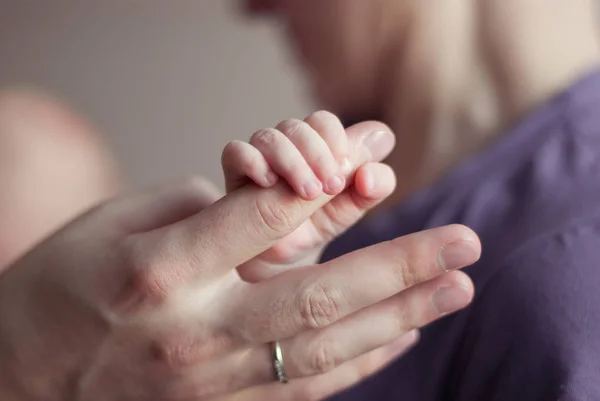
323,69 -> 600,400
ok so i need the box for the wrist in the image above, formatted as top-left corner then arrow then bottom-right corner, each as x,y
0,261 -> 107,401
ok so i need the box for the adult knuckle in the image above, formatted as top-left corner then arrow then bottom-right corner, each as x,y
306,340 -> 338,375
298,282 -> 342,329
253,197 -> 299,236
149,336 -> 196,371
130,253 -> 169,302
114,239 -> 171,313
390,299 -> 415,332
388,238 -> 420,288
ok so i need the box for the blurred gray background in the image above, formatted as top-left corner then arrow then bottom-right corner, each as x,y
0,1 -> 310,187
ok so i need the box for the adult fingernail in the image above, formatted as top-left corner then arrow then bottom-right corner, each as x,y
300,180 -> 322,199
324,175 -> 345,193
432,285 -> 472,315
363,131 -> 395,161
438,241 -> 479,271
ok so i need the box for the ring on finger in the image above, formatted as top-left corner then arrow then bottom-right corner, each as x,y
271,340 -> 288,384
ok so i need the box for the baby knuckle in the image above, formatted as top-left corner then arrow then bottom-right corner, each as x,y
148,330 -> 234,372
221,140 -> 244,160
309,110 -> 338,124
311,152 -> 332,169
240,153 -> 263,175
298,282 -> 342,329
280,119 -> 309,139
251,128 -> 280,148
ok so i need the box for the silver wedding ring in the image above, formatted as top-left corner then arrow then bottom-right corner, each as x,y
272,341 -> 288,384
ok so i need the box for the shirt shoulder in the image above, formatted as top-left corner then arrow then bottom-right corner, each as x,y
450,218 -> 600,400
433,71 -> 600,399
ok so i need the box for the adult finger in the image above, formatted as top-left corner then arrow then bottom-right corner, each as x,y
137,121 -> 395,282
109,176 -> 223,233
213,331 -> 419,401
234,224 -> 480,342
279,271 -> 472,378
219,272 -> 471,391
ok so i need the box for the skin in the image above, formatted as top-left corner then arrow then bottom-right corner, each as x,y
0,88 -> 119,268
7,0 -> 595,396
0,106 -> 480,400
222,111 -> 396,278
245,0 -> 600,207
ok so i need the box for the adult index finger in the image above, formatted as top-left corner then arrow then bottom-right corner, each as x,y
138,121 -> 395,283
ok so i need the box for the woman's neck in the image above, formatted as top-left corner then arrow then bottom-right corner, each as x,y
377,0 -> 600,208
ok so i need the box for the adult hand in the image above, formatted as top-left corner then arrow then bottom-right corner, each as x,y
0,123 -> 480,401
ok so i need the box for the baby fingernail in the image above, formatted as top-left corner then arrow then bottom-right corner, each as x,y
433,285 -> 472,315
324,175 -> 345,193
438,241 -> 479,271
265,171 -> 278,186
300,180 -> 322,199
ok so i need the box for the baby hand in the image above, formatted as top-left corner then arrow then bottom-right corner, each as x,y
221,111 -> 396,281
221,111 -> 352,199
